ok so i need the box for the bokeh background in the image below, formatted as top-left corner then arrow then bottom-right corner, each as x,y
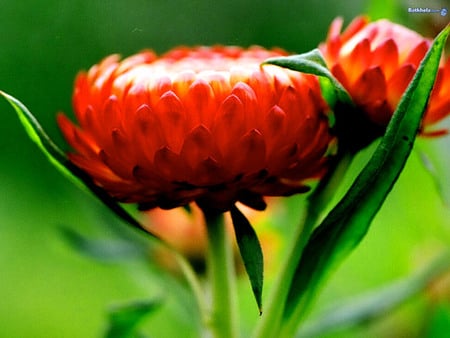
0,0 -> 449,337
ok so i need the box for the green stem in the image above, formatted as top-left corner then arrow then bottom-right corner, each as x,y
253,151 -> 353,338
204,209 -> 238,338
172,251 -> 208,323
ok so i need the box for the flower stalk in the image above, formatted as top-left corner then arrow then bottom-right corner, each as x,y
203,209 -> 238,338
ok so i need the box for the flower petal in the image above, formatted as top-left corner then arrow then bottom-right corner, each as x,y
180,125 -> 218,170
155,91 -> 187,152
404,40 -> 430,65
231,82 -> 259,128
386,64 -> 415,109
154,146 -> 189,182
341,38 -> 371,83
353,67 -> 387,105
372,39 -> 399,76
212,94 -> 246,156
185,79 -> 217,127
228,129 -> 266,174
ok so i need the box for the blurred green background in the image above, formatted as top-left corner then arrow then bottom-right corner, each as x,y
1,0 -> 449,337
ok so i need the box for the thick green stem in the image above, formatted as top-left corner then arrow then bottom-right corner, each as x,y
253,152 -> 352,338
204,209 -> 238,338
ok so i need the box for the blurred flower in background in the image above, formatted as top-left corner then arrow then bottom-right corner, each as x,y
143,201 -> 282,274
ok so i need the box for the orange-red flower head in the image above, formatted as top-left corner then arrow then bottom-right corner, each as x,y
320,16 -> 450,138
58,46 -> 333,212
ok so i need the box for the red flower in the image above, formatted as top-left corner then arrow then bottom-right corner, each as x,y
320,16 -> 450,136
58,46 -> 333,211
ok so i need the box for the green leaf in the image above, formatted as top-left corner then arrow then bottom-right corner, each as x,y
0,91 -> 159,240
263,48 -> 352,105
298,253 -> 450,337
59,226 -> 147,262
104,299 -> 162,338
282,25 -> 450,333
230,205 -> 264,314
0,90 -> 85,190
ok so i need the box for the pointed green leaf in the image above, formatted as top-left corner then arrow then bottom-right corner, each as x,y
0,90 -> 87,190
105,299 -> 162,338
263,48 -> 352,105
0,91 -> 160,240
230,205 -> 264,314
282,25 -> 450,332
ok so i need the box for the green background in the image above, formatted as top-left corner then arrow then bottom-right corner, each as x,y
0,0 -> 449,337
